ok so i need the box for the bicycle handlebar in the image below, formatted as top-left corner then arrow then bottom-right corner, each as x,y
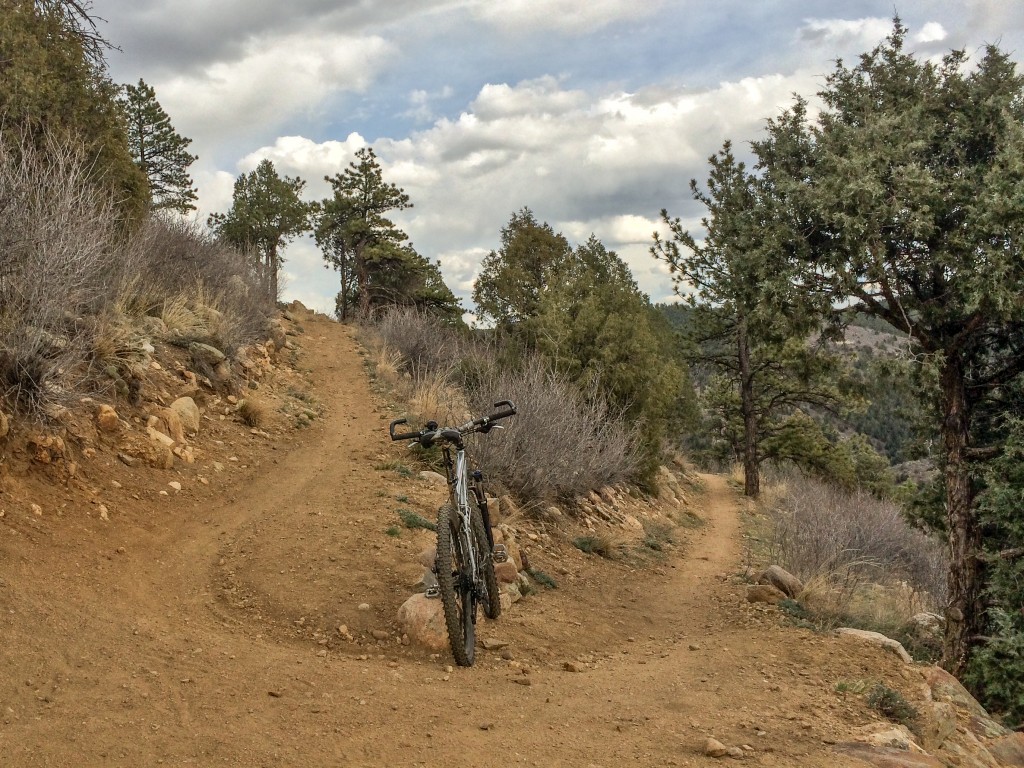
388,401 -> 517,445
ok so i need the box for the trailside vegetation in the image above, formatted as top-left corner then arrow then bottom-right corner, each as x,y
754,21 -> 1024,678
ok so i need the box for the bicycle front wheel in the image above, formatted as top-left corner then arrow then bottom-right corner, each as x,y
435,503 -> 476,666
471,502 -> 502,620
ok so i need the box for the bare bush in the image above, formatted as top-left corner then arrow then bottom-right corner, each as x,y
0,132 -> 119,413
120,216 -> 272,354
465,358 -> 639,502
366,306 -> 640,503
764,472 -> 947,609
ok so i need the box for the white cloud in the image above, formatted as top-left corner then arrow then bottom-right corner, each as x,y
915,22 -> 948,44
240,70 -> 815,312
798,17 -> 893,51
155,33 -> 392,146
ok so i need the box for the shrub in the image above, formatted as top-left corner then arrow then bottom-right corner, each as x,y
0,132 -> 119,414
237,398 -> 267,427
866,683 -> 919,730
367,306 -> 640,504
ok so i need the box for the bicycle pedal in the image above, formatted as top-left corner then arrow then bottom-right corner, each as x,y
424,585 -> 440,599
492,544 -> 509,563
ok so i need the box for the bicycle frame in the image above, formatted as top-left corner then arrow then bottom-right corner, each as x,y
440,442 -> 481,591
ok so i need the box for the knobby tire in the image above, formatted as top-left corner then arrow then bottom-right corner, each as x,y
435,503 -> 475,666
471,502 -> 502,620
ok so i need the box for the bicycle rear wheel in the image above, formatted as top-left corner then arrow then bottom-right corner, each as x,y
435,503 -> 476,666
471,502 -> 502,620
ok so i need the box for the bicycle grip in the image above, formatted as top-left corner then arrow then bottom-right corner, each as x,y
389,418 -> 420,442
485,400 -> 517,422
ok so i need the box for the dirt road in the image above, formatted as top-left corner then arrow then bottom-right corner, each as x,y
0,313 -> 911,767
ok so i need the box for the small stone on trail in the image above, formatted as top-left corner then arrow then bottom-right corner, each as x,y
689,643 -> 701,651
99,505 -> 109,521
481,638 -> 509,650
726,746 -> 744,758
480,722 -> 494,731
358,603 -> 370,611
371,630 -> 389,641
563,661 -> 585,673
168,481 -> 182,492
512,677 -> 532,686
31,504 -> 42,516
704,738 -> 728,758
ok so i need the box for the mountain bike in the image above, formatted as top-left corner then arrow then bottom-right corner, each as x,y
389,400 -> 517,666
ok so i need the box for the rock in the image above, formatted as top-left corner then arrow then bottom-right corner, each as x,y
94,404 -> 120,432
704,738 -> 728,758
481,638 -> 508,650
832,743 -> 945,767
505,581 -> 522,604
745,584 -> 787,605
168,481 -> 182,492
31,503 -> 42,516
99,505 -> 109,521
989,732 -> 1024,766
418,546 -> 436,569
117,453 -> 137,467
835,627 -> 913,664
147,426 -> 176,449
726,746 -> 744,758
154,407 -> 186,444
418,470 -> 447,486
358,603 -> 370,611
756,565 -> 803,598
562,661 -> 585,673
0,410 -> 8,439
494,560 -> 519,584
371,630 -> 390,641
396,594 -> 448,651
189,342 -> 225,367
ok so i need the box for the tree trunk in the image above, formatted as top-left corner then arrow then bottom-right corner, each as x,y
738,318 -> 760,498
940,356 -> 983,676
267,243 -> 279,303
356,246 -> 371,318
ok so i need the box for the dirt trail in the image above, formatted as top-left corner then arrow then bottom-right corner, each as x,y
0,313 -> 913,767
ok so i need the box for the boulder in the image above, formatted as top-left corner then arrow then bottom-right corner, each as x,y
756,565 -> 804,598
153,407 -> 186,444
95,404 -> 120,433
989,732 -> 1024,766
418,470 -> 447,486
396,594 -> 448,651
170,397 -> 200,435
836,628 -> 913,664
832,743 -> 945,767
494,560 -> 519,584
745,584 -> 788,605
189,342 -> 225,367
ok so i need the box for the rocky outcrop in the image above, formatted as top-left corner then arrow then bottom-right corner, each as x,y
756,564 -> 803,598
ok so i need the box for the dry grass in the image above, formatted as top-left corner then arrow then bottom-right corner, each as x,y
757,471 -> 947,633
237,398 -> 267,428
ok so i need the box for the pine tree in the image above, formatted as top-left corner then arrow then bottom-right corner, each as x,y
316,147 -> 444,319
208,159 -> 310,301
118,79 -> 197,213
652,142 -> 842,497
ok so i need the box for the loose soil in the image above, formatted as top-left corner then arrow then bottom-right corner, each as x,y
1,312 -> 918,767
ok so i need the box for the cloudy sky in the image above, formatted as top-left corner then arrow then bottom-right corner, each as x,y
92,1 -> 1024,317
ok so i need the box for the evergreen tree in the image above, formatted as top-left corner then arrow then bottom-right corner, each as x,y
652,142 -> 842,497
0,0 -> 148,220
756,21 -> 1024,673
472,207 -> 572,332
118,79 -> 197,213
316,147 -> 421,319
208,159 -> 310,301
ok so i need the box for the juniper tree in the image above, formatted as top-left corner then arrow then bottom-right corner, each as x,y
754,21 -> 1024,673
